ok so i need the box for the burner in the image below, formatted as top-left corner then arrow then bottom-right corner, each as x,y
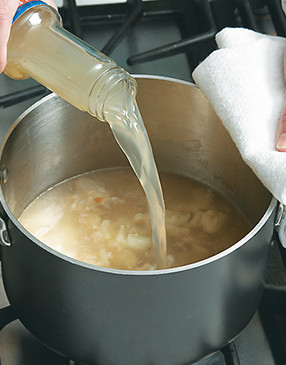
0,318 -> 228,365
0,306 -> 275,365
0,320 -> 69,365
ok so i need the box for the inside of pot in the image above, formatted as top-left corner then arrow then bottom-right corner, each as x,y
0,77 -> 272,228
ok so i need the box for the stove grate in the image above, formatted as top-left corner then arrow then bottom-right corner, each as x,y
0,0 -> 285,109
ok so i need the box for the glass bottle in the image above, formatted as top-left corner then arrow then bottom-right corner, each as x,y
4,1 -> 137,121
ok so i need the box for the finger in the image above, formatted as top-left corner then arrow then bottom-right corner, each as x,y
276,100 -> 286,151
0,0 -> 18,73
277,47 -> 286,151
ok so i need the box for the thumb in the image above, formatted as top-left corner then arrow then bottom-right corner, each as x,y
0,1 -> 58,74
0,0 -> 18,73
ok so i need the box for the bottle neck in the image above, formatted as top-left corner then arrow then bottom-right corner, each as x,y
87,67 -> 137,121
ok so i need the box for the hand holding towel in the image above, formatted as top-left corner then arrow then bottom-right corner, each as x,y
192,27 -> 286,205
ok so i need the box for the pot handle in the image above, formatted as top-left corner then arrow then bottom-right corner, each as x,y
0,217 -> 10,248
0,216 -> 11,262
275,202 -> 286,248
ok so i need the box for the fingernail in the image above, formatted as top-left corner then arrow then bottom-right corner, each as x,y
277,133 -> 286,151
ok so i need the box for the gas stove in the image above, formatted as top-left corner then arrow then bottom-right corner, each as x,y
1,1 -> 286,364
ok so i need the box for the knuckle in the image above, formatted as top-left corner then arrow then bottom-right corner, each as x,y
281,114 -> 286,126
280,105 -> 286,122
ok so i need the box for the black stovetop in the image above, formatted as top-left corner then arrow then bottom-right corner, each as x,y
1,1 -> 286,364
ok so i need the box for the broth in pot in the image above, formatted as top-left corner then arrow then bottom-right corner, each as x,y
19,167 -> 250,270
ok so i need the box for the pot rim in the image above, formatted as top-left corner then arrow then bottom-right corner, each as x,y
0,74 -> 278,276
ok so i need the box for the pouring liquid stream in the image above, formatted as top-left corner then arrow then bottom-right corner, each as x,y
103,86 -> 167,269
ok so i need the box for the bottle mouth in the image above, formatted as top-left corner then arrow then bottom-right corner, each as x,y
13,1 -> 45,24
13,1 -> 61,25
88,67 -> 137,121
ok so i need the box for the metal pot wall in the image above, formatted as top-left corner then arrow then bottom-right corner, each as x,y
0,76 -> 277,365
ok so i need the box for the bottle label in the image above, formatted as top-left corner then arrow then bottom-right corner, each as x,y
18,0 -> 37,4
13,0 -> 45,24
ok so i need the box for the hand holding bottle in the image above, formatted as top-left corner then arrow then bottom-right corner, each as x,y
0,0 -> 57,73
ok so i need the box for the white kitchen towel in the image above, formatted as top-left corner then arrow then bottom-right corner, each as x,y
192,27 -> 286,205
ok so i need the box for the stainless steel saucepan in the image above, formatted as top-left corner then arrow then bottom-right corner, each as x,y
0,76 -> 278,365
